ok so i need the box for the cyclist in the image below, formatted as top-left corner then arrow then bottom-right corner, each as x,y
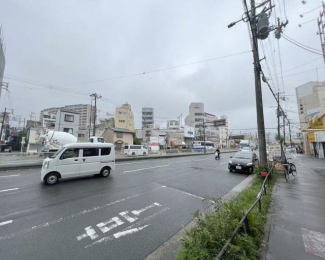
215,148 -> 220,159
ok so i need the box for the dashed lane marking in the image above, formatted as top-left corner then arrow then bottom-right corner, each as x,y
0,188 -> 19,193
123,165 -> 169,173
0,220 -> 13,226
0,174 -> 20,178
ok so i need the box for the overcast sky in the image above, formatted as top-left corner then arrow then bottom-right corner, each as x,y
0,0 -> 324,136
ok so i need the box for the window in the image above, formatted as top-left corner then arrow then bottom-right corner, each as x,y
63,128 -> 73,135
82,148 -> 99,157
119,111 -> 127,115
116,132 -> 123,138
130,145 -> 141,149
101,148 -> 111,156
60,149 -> 79,160
119,120 -> 125,123
78,134 -> 85,138
64,114 -> 74,122
195,113 -> 203,116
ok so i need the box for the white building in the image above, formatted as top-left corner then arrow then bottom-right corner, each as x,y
142,107 -> 154,128
54,109 -> 80,138
167,119 -> 180,130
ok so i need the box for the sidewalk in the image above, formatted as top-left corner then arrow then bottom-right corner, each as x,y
264,154 -> 325,260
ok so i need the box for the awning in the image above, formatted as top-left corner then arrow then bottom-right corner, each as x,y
302,109 -> 325,133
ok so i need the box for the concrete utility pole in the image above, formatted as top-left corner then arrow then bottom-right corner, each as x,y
203,120 -> 206,154
288,120 -> 293,148
89,97 -> 93,138
277,93 -> 284,158
250,0 -> 267,164
283,113 -> 286,146
317,2 -> 325,66
90,93 -> 101,137
0,107 -> 7,141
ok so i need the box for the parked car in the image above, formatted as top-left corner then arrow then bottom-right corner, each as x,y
228,151 -> 259,173
124,145 -> 148,156
41,143 -> 115,185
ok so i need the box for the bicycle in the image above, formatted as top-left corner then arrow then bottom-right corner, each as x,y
283,161 -> 297,182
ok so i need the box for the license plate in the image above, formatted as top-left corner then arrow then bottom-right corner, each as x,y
236,166 -> 242,169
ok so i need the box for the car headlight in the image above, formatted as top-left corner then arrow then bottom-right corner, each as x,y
229,160 -> 232,164
44,161 -> 49,169
247,162 -> 253,166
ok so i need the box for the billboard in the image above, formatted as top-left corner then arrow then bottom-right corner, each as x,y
213,119 -> 226,127
184,125 -> 195,138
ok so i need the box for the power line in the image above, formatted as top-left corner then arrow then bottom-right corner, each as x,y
282,35 -> 323,55
282,34 -> 322,52
271,66 -> 325,78
299,17 -> 318,27
280,57 -> 322,74
300,4 -> 322,17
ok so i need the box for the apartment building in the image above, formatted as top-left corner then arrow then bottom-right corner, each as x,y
167,119 -> 180,130
115,103 -> 135,132
296,81 -> 325,157
142,107 -> 154,128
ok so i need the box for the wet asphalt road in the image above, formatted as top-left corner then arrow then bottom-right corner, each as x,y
0,153 -> 249,260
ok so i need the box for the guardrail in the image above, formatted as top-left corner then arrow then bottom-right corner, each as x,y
215,164 -> 274,260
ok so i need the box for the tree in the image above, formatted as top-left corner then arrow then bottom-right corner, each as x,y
133,132 -> 141,145
275,133 -> 284,143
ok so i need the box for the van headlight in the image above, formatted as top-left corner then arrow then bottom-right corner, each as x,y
43,161 -> 49,169
247,162 -> 253,166
229,160 -> 232,164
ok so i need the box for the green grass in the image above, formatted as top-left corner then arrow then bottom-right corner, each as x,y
176,169 -> 277,260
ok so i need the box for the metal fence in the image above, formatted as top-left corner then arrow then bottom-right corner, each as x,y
215,164 -> 274,260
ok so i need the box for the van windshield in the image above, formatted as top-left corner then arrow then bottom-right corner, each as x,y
49,147 -> 65,158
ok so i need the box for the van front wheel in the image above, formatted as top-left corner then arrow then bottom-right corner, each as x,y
100,167 -> 110,178
44,172 -> 59,185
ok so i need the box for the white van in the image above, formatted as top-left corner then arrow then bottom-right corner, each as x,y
41,143 -> 115,185
123,145 -> 148,156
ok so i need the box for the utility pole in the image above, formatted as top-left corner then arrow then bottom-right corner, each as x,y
203,120 -> 206,154
0,108 -> 7,142
89,97 -> 93,138
288,120 -> 293,148
90,93 -> 101,137
317,3 -> 325,66
283,113 -> 286,146
250,0 -> 267,164
277,93 -> 284,158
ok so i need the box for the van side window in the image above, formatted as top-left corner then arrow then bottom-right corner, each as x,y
130,145 -> 141,149
101,148 -> 111,156
83,148 -> 99,157
60,149 -> 79,160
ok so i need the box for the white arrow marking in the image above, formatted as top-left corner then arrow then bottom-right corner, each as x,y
113,225 -> 149,239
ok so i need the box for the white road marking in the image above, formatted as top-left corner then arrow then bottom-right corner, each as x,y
0,174 -> 20,178
116,161 -> 148,166
77,226 -> 99,241
113,225 -> 149,239
0,220 -> 13,226
219,161 -> 228,165
163,185 -> 205,200
0,188 -> 19,193
97,217 -> 124,234
0,186 -> 164,242
131,202 -> 161,216
302,228 -> 325,258
123,165 -> 169,173
85,207 -> 170,248
193,158 -> 211,162
119,211 -> 138,223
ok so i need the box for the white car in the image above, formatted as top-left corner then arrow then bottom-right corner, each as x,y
41,143 -> 115,185
124,145 -> 148,156
241,147 -> 251,152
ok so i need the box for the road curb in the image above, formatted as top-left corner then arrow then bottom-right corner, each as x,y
145,174 -> 256,260
0,150 -> 237,171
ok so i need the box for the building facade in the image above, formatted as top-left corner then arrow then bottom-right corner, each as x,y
0,28 -> 5,97
296,81 -> 325,156
115,103 -> 135,132
102,127 -> 134,151
167,119 -> 180,130
54,109 -> 80,138
142,107 -> 154,128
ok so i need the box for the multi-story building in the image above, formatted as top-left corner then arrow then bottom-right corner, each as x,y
40,104 -> 95,140
184,103 -> 228,146
0,28 -> 6,97
296,81 -> 325,157
167,119 -> 180,130
142,107 -> 154,128
54,109 -> 80,138
115,103 -> 135,132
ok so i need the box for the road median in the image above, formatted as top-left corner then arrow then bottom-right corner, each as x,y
0,150 -> 237,171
